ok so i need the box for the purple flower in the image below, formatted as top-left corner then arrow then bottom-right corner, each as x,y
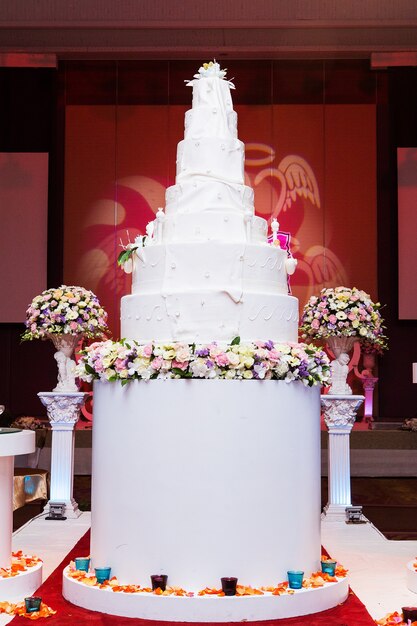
265,340 -> 274,350
195,348 -> 209,357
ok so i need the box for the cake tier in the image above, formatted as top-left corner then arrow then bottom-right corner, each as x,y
176,138 -> 245,185
190,74 -> 234,117
165,178 -> 254,216
121,290 -> 298,344
184,108 -> 237,140
132,242 -> 288,295
90,380 -> 321,590
161,212 -> 266,243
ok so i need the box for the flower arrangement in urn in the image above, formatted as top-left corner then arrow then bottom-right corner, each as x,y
300,286 -> 387,394
22,285 -> 108,393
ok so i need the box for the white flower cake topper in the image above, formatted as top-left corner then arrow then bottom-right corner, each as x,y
186,60 -> 235,89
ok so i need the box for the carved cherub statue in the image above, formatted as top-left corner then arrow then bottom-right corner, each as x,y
53,339 -> 78,393
329,352 -> 352,395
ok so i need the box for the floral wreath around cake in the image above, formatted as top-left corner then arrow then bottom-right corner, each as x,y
22,285 -> 108,341
76,337 -> 330,386
300,286 -> 387,349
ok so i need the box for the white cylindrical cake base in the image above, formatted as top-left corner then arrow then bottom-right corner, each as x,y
89,380 -> 321,592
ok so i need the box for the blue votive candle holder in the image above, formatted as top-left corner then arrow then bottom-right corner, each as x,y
74,557 -> 90,572
95,567 -> 111,583
321,559 -> 337,576
24,597 -> 42,613
151,574 -> 168,591
221,577 -> 238,596
287,570 -> 304,589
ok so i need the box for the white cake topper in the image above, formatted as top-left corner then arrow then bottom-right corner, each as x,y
155,207 -> 165,244
185,60 -> 235,89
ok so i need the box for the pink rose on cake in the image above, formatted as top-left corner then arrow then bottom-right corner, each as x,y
214,352 -> 229,367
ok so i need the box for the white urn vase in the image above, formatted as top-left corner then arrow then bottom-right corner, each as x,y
326,336 -> 358,395
48,333 -> 82,393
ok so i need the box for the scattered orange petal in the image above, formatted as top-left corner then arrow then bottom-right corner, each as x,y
0,601 -> 56,620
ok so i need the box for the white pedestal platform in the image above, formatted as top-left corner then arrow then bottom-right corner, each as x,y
63,379 -> 347,622
0,429 -> 43,601
0,562 -> 43,603
63,569 -> 349,622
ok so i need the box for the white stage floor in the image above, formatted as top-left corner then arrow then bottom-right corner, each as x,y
1,512 -> 416,624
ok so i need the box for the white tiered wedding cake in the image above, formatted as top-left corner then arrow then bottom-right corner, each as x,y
66,63 -> 347,622
121,61 -> 298,345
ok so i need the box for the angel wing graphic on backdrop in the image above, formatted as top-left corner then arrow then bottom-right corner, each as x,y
297,246 -> 349,302
247,145 -> 321,220
245,143 -> 347,302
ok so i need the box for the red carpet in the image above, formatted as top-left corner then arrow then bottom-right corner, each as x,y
11,531 -> 375,625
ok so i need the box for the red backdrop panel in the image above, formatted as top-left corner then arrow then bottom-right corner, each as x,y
64,104 -> 376,338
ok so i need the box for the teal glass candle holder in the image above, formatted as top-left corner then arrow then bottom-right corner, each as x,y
151,574 -> 168,591
24,597 -> 42,613
221,577 -> 238,596
321,559 -> 337,576
95,566 -> 111,583
74,557 -> 90,572
287,570 -> 304,589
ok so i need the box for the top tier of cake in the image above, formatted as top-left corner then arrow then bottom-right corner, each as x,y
120,63 -> 299,344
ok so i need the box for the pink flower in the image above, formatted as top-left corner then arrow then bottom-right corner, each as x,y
70,321 -> 78,330
172,359 -> 188,371
143,344 -> 153,357
94,359 -> 105,372
268,349 -> 281,362
151,356 -> 163,370
328,315 -> 337,324
114,358 -> 126,371
215,353 -> 229,367
311,319 -> 320,329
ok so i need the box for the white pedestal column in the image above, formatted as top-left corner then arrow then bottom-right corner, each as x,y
321,394 -> 364,522
38,392 -> 87,519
